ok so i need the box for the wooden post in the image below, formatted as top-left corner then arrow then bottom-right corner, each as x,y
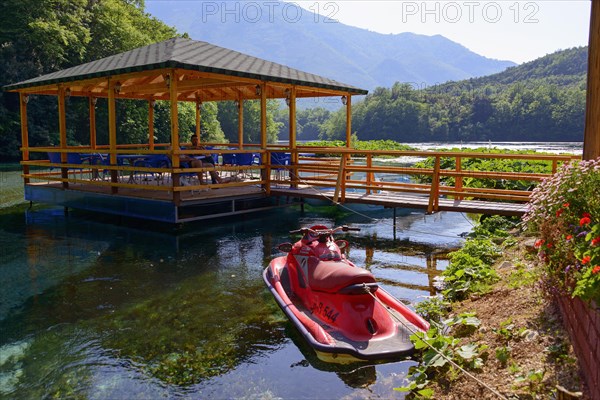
108,79 -> 118,193
89,96 -> 97,150
195,98 -> 201,140
427,156 -> 441,214
289,86 -> 298,187
260,83 -> 267,183
344,95 -> 352,185
345,95 -> 352,148
149,99 -> 155,150
455,156 -> 463,200
19,93 -> 30,184
238,95 -> 244,149
333,155 -> 347,204
366,154 -> 373,194
169,70 -> 181,204
58,86 -> 68,188
584,0 -> 600,160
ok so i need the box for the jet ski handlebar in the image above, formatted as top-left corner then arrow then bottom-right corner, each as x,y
289,225 -> 361,236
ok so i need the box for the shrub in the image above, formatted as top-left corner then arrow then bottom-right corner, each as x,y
442,238 -> 501,301
523,158 -> 600,304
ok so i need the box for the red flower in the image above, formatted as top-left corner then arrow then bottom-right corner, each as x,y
593,266 -> 600,274
534,239 -> 545,248
546,243 -> 553,249
563,202 -> 570,208
556,209 -> 563,217
582,212 -> 592,219
592,237 -> 600,246
566,235 -> 573,241
580,217 -> 591,226
582,255 -> 592,264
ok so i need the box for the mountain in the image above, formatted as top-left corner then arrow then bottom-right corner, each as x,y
144,1 -> 515,91
319,46 -> 587,142
470,46 -> 587,87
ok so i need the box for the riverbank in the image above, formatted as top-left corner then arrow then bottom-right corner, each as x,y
426,234 -> 589,399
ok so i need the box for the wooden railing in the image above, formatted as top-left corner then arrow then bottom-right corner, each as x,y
20,145 -> 580,211
265,147 -> 580,213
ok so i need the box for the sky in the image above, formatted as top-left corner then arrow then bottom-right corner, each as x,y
296,1 -> 591,64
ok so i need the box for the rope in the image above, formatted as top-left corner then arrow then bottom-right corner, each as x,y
363,285 -> 508,400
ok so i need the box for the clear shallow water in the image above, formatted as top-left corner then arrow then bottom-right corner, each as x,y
0,201 -> 472,399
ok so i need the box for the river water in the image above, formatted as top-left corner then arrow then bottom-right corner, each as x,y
2,141 -> 571,399
0,191 -> 472,399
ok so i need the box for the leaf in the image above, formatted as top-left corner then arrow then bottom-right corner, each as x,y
417,388 -> 435,398
423,350 -> 448,368
457,344 -> 479,360
462,316 -> 482,327
471,357 -> 484,370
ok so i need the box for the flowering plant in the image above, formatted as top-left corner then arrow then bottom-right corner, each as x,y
523,158 -> 600,304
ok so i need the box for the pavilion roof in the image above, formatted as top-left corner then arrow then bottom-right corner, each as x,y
4,37 -> 367,101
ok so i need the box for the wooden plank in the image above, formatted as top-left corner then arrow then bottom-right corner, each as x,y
269,187 -> 527,216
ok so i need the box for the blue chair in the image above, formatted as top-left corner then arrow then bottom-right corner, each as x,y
47,152 -> 89,181
133,155 -> 171,184
270,152 -> 291,181
235,153 -> 260,179
221,153 -> 237,179
89,153 -> 110,181
222,153 -> 236,165
66,152 -> 90,180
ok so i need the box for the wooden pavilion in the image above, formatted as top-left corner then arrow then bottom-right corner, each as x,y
4,37 -> 368,222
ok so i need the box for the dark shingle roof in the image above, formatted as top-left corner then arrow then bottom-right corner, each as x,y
4,37 -> 367,94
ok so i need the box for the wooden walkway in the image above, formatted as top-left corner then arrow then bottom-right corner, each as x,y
270,187 -> 528,216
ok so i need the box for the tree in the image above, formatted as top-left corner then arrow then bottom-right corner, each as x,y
0,0 -> 179,161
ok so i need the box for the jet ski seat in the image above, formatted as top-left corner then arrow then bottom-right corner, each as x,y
308,258 -> 376,294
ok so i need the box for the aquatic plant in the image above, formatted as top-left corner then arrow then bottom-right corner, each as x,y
93,271 -> 287,386
523,157 -> 600,304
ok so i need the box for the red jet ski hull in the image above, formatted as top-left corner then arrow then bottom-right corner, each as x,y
263,255 -> 430,363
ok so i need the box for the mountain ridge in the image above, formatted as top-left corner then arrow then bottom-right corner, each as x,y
145,0 -> 515,90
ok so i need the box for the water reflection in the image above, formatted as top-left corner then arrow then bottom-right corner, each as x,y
0,204 -> 472,399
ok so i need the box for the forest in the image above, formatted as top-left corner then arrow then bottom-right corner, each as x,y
0,0 -> 587,162
281,46 -> 587,143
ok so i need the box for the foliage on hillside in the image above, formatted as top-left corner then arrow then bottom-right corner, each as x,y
316,47 -> 586,143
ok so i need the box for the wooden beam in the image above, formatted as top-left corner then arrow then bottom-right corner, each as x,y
89,96 -> 97,149
19,93 -> 30,184
149,99 -> 155,150
108,79 -> 118,193
289,86 -> 298,186
19,94 -> 29,160
345,95 -> 352,148
260,83 -> 267,148
169,70 -> 180,167
195,98 -> 201,139
584,0 -> 600,160
58,86 -> 69,188
238,94 -> 244,149
169,70 -> 181,204
259,83 -> 267,184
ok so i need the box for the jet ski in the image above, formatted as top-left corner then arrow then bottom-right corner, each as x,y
263,225 -> 430,363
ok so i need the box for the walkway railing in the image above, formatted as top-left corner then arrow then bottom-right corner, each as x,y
265,147 -> 580,213
21,144 -> 580,212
